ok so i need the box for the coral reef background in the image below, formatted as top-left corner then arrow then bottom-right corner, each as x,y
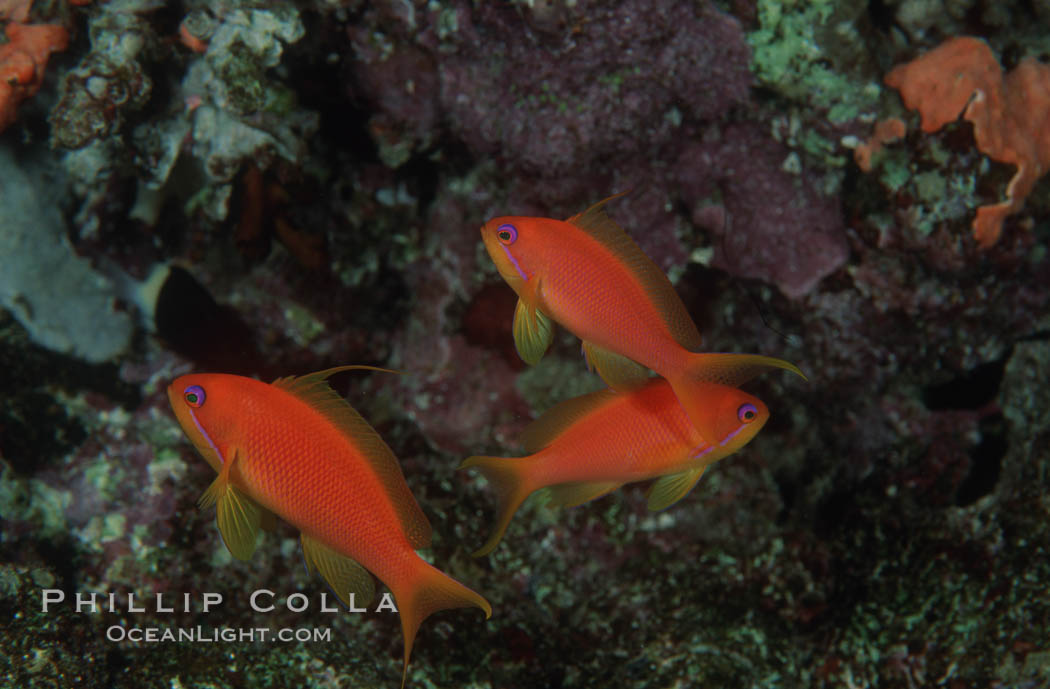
1,1 -> 1048,687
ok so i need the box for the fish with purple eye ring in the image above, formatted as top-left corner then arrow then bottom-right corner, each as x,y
479,192 -> 805,446
461,377 -> 770,556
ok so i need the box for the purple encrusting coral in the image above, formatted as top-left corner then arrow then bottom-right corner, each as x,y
2,0 -> 1050,688
677,123 -> 849,299
350,0 -> 750,178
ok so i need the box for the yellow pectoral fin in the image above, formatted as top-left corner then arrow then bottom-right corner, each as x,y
646,467 -> 706,511
301,534 -> 375,608
197,450 -> 262,561
581,341 -> 650,391
215,484 -> 263,561
513,296 -> 554,366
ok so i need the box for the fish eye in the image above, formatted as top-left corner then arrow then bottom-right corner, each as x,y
496,223 -> 518,245
184,385 -> 206,408
737,403 -> 757,423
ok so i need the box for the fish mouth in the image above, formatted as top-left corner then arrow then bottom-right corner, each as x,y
479,231 -> 523,284
479,227 -> 499,255
165,383 -> 180,412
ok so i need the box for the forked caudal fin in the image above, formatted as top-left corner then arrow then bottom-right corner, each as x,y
670,352 -> 806,443
392,561 -> 491,688
458,455 -> 537,558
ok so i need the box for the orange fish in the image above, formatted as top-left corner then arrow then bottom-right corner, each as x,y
480,193 -> 804,444
167,366 -> 490,685
461,378 -> 769,556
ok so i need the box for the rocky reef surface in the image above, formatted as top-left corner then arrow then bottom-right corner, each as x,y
1,1 -> 1048,687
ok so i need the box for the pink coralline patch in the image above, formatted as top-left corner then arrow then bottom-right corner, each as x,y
346,41 -> 440,157
350,0 -> 751,177
676,123 -> 848,299
439,0 -> 750,175
602,185 -> 690,275
398,335 -> 531,455
392,260 -> 532,455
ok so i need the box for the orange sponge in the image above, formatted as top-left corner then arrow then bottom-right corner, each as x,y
0,21 -> 69,132
885,37 -> 1050,248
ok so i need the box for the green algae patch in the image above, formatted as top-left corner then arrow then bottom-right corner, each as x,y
748,0 -> 880,125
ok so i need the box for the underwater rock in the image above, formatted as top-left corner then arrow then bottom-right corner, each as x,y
49,9 -> 155,151
0,147 -> 132,363
51,1 -> 318,227
165,6 -> 317,221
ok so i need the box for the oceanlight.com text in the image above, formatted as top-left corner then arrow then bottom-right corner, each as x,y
106,625 -> 332,643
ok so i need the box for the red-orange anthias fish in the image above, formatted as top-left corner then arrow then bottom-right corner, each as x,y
167,366 -> 491,685
461,378 -> 769,556
480,193 -> 805,443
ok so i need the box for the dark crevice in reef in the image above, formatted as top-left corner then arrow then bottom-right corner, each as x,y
921,359 -> 1009,504
921,358 -> 1005,411
956,413 -> 1007,506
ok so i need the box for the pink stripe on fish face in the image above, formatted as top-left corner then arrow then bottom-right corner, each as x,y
500,243 -> 529,282
719,424 -> 746,447
689,422 -> 745,460
690,444 -> 715,460
188,407 -> 226,465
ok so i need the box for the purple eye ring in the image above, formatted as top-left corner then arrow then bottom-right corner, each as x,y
184,385 -> 206,408
496,223 -> 518,245
737,403 -> 757,423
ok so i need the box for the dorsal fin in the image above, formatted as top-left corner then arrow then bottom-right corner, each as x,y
685,353 -> 807,386
520,387 -> 620,454
272,366 -> 432,549
566,193 -> 702,352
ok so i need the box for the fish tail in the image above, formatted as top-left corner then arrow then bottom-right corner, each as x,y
673,352 -> 806,442
459,455 -> 537,558
393,562 -> 491,688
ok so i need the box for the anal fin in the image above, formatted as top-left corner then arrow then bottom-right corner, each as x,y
646,467 -> 706,511
301,533 -> 375,608
197,449 -> 263,561
513,297 -> 554,365
540,480 -> 622,508
582,341 -> 650,390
